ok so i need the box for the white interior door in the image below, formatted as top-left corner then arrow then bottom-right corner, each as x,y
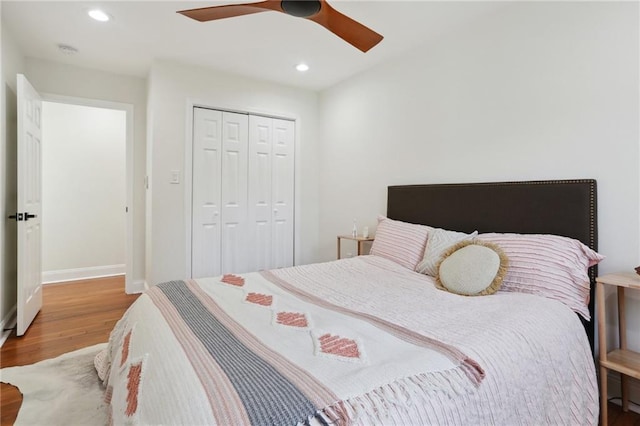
192,107 -> 223,278
16,74 -> 43,336
220,112 -> 249,274
248,115 -> 273,272
271,118 -> 295,269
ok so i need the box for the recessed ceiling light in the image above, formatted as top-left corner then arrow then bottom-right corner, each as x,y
57,44 -> 79,55
88,9 -> 111,22
296,63 -> 309,72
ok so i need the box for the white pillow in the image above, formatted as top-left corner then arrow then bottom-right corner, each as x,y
416,228 -> 478,276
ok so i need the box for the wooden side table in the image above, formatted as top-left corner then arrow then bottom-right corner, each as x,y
597,272 -> 640,425
336,235 -> 375,259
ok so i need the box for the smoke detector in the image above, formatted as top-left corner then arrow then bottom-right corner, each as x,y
57,44 -> 79,55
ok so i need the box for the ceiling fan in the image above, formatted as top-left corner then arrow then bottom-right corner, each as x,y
177,0 -> 384,52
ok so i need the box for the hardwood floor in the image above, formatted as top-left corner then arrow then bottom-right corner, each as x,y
1,277 -> 639,425
0,276 -> 139,425
609,401 -> 640,426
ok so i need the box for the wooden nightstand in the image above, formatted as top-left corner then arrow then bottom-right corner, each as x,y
597,272 -> 640,425
336,235 -> 374,259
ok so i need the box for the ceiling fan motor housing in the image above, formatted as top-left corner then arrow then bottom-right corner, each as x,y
280,0 -> 321,17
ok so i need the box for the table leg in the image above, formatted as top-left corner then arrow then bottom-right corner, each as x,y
337,237 -> 341,260
600,365 -> 608,425
597,282 -> 608,424
618,287 -> 629,412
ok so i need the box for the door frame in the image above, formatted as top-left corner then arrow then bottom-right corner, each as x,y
42,93 -> 135,292
183,99 -> 299,278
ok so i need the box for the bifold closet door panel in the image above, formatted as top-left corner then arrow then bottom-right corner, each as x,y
192,107 -> 223,278
248,115 -> 273,272
271,118 -> 295,269
220,112 -> 249,275
193,108 -> 293,278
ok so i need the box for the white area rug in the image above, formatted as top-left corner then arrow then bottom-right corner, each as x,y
0,343 -> 108,426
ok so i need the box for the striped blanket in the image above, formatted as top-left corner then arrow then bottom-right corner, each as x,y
97,256 -> 597,425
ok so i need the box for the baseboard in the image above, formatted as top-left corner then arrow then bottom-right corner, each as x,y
607,370 -> 640,414
0,330 -> 11,348
1,306 -> 17,330
127,279 -> 147,294
0,306 -> 17,348
43,264 -> 125,284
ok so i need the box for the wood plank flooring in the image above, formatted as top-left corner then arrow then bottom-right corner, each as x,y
0,276 -> 138,425
1,276 -> 640,425
609,400 -> 640,426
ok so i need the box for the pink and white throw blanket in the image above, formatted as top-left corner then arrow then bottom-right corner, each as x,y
97,256 -> 597,425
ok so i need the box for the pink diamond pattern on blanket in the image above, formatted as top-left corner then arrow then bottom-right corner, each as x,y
319,333 -> 361,359
276,311 -> 308,328
246,292 -> 273,306
125,362 -> 142,417
120,330 -> 132,367
221,274 -> 245,287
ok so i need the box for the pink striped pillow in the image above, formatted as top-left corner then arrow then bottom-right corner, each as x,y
370,216 -> 431,270
477,233 -> 604,320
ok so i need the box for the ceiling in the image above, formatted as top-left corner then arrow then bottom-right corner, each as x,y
2,1 -> 506,91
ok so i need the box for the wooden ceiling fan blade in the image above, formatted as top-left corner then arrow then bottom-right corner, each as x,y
178,1 -> 283,22
308,2 -> 383,52
178,0 -> 383,52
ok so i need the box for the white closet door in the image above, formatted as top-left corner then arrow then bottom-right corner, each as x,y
221,112 -> 249,274
192,108 -> 223,278
271,118 -> 295,269
248,115 -> 273,272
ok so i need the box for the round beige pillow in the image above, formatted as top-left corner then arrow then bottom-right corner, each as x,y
435,240 -> 508,296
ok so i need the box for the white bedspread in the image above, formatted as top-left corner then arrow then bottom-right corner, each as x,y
98,255 -> 597,425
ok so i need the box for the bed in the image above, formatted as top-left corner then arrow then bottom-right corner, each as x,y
386,179 -> 599,351
97,179 -> 600,425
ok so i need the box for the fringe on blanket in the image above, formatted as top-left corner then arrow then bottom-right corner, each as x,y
306,366 -> 478,425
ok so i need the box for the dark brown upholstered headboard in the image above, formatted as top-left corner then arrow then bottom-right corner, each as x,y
387,179 -> 598,352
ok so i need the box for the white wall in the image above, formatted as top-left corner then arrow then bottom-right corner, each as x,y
0,19 -> 25,326
41,102 -> 126,281
24,58 -> 146,288
146,59 -> 320,285
318,0 -> 639,397
319,2 -> 638,267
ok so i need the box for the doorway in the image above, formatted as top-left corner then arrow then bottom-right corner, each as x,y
41,98 -> 133,288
